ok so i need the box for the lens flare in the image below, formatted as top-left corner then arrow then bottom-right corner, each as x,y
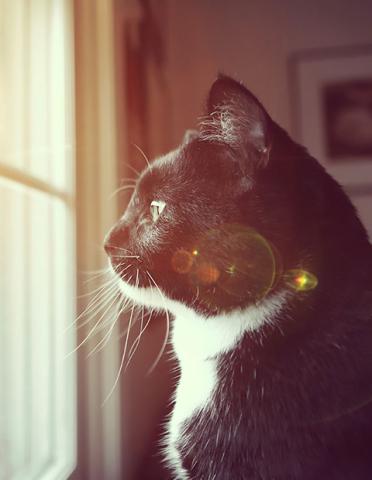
205,224 -> 276,301
226,264 -> 236,275
171,248 -> 194,274
196,262 -> 220,285
284,269 -> 318,292
171,224 -> 278,307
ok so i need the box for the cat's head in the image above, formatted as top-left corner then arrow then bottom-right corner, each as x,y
104,75 -> 367,317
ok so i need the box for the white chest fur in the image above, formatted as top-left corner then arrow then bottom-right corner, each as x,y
164,294 -> 286,479
113,266 -> 286,478
165,354 -> 217,480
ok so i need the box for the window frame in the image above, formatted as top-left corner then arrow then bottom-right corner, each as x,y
72,1 -> 124,478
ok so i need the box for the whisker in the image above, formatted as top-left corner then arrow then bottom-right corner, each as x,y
102,282 -> 138,406
65,279 -> 119,332
146,271 -> 170,375
126,163 -> 141,177
67,290 -> 121,356
93,294 -> 134,334
125,307 -> 154,371
109,184 -> 136,199
87,295 -> 126,357
125,306 -> 145,368
81,268 -> 112,284
78,274 -> 119,299
122,267 -> 140,348
105,245 -> 132,253
116,264 -> 132,274
80,267 -> 110,276
120,176 -> 138,183
75,280 -> 119,325
132,143 -> 151,169
108,254 -> 140,260
117,306 -> 143,339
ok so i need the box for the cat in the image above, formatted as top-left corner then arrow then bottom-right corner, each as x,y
104,75 -> 372,479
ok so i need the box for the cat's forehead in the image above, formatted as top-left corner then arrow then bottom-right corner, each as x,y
152,146 -> 182,170
138,147 -> 184,191
137,137 -> 243,203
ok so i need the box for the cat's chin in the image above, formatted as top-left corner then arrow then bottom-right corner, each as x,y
114,273 -> 194,317
108,263 -> 173,312
113,266 -> 223,318
115,275 -> 165,310
109,260 -> 285,319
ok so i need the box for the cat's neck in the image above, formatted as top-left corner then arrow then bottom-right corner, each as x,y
170,292 -> 287,363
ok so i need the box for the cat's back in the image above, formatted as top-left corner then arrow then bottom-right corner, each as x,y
169,269 -> 372,480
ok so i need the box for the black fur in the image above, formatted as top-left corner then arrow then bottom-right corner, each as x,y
105,75 -> 372,479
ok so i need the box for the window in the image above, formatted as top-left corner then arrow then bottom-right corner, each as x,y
0,1 -> 76,478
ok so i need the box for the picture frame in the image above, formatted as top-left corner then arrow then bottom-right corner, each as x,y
290,46 -> 372,237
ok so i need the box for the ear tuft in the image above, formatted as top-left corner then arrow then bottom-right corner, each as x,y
199,75 -> 270,170
182,129 -> 199,145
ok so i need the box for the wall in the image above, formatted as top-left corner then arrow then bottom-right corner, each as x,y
166,0 -> 372,143
111,3 -> 372,478
165,0 -> 372,236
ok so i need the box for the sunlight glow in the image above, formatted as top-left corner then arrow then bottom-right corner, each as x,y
285,269 -> 318,292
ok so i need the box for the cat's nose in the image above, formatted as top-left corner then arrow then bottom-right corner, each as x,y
103,224 -> 128,257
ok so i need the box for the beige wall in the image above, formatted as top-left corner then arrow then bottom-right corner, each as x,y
110,3 -> 372,477
166,0 -> 372,143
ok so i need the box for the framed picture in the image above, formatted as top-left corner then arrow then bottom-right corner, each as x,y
290,46 -> 372,236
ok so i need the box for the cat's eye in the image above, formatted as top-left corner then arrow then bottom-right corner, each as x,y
150,200 -> 166,222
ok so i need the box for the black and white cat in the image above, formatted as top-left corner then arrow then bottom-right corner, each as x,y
104,75 -> 372,479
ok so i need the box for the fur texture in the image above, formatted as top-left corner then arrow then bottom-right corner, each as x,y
105,75 -> 372,479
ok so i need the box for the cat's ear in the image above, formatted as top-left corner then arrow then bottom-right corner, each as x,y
183,129 -> 199,144
200,75 -> 270,173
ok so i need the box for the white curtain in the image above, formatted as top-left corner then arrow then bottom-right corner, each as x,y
0,1 -> 76,479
